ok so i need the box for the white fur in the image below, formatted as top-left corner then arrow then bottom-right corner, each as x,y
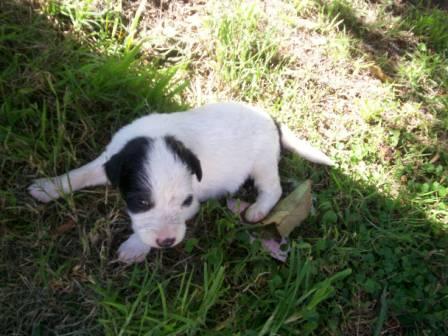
28,102 -> 333,263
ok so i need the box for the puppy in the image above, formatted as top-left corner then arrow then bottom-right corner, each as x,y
28,102 -> 333,263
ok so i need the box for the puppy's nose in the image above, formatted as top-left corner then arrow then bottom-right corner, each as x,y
156,238 -> 175,248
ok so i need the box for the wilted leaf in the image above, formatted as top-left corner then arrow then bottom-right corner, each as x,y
227,181 -> 313,262
261,180 -> 312,237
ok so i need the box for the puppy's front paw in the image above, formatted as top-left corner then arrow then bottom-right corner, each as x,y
118,234 -> 151,264
28,178 -> 60,203
245,204 -> 269,223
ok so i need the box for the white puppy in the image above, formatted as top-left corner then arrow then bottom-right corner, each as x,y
28,102 -> 333,263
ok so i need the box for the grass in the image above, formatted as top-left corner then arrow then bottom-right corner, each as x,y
210,2 -> 286,101
1,0 -> 447,334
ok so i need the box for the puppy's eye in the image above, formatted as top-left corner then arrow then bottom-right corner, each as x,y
182,195 -> 193,207
132,198 -> 154,212
139,200 -> 151,207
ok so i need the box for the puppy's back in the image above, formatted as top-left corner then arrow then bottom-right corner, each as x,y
106,102 -> 279,160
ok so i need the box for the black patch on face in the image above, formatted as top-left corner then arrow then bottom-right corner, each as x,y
164,135 -> 202,181
104,137 -> 154,213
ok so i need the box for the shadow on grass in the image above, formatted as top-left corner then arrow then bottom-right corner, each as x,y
318,0 -> 447,69
0,0 -> 447,335
0,0 -> 186,333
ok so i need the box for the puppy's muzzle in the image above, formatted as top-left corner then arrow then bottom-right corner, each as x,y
156,237 -> 175,248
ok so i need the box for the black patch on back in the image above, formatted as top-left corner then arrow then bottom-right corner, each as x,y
232,176 -> 257,203
164,135 -> 202,181
104,137 -> 154,213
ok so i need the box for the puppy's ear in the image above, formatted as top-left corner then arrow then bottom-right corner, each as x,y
104,137 -> 152,186
165,136 -> 202,181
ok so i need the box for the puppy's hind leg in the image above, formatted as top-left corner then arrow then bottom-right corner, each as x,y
245,163 -> 282,223
28,154 -> 109,203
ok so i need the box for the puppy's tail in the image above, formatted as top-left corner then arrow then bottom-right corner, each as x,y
280,124 -> 334,166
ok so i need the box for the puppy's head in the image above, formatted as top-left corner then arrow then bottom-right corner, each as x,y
104,136 -> 202,248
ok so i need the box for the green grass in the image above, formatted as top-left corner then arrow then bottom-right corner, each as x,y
209,1 -> 287,101
1,0 -> 448,335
